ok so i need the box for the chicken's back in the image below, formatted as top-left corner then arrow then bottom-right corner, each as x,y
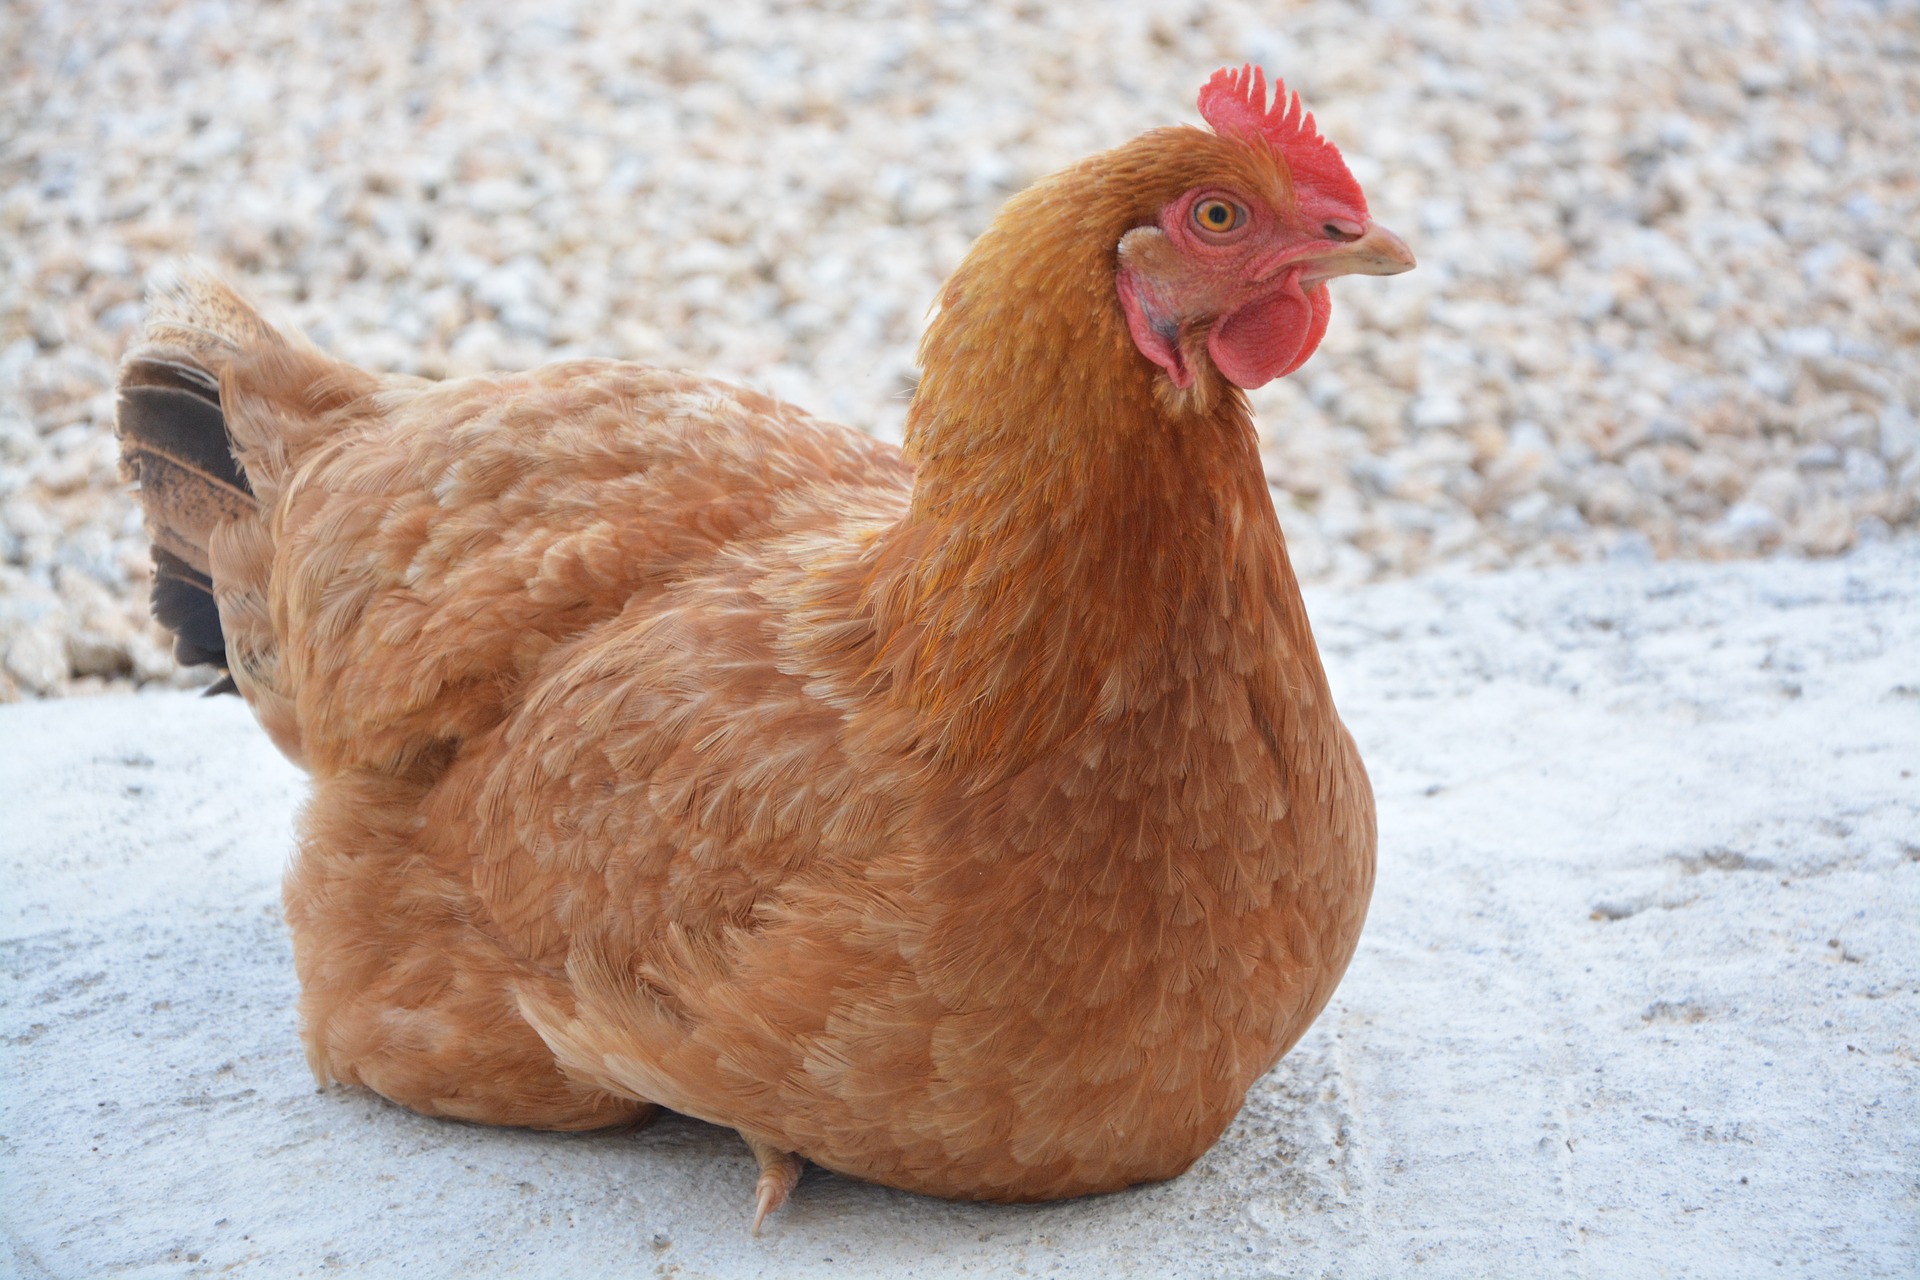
251,358 -> 908,774
120,265 -> 909,773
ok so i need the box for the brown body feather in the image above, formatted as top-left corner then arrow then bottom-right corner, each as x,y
115,125 -> 1375,1206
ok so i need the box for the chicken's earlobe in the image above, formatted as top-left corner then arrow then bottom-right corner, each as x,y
1116,227 -> 1193,389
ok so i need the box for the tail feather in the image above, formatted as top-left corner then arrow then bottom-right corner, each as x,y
116,348 -> 222,402
117,380 -> 256,568
115,380 -> 250,501
142,258 -> 289,371
149,546 -> 225,667
115,262 -> 279,686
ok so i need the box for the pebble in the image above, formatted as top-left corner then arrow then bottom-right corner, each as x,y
1,0 -> 1915,699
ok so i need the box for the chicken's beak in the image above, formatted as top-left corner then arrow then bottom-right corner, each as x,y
1297,222 -> 1417,286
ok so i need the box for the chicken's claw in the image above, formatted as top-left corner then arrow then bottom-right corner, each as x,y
745,1135 -> 803,1236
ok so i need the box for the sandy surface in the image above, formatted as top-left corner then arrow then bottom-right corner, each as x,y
3,541 -> 1915,1278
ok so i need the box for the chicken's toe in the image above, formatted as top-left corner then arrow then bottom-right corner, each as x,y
745,1135 -> 803,1236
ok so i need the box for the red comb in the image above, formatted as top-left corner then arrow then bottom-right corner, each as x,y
1198,66 -> 1365,209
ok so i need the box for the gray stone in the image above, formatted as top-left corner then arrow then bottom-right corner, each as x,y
0,0 -> 1914,702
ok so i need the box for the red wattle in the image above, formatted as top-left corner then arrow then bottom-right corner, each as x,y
1277,287 -> 1333,379
1207,283 -> 1332,389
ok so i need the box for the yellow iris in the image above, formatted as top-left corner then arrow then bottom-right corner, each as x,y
1193,199 -> 1241,233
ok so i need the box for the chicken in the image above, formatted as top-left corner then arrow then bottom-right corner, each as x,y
115,66 -> 1412,1230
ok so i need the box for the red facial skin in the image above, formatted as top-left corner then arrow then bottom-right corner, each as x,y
1117,178 -> 1376,392
1113,64 -> 1414,393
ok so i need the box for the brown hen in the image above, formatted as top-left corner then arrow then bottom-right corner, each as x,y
115,67 -> 1412,1229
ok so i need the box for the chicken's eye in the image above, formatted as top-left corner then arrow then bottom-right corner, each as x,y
1192,199 -> 1244,235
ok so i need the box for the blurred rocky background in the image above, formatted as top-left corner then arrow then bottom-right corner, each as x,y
2,0 -> 1916,699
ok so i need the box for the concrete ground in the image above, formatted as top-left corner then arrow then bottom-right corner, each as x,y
3,542 -> 1916,1278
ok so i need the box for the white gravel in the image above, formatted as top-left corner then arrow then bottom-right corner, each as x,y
2,0 -> 1917,698
4,541 -> 1916,1277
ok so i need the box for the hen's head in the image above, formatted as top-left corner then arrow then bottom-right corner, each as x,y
1114,66 -> 1414,393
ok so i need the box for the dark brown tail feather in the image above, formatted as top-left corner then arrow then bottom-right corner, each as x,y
148,546 -> 224,664
116,276 -> 269,692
